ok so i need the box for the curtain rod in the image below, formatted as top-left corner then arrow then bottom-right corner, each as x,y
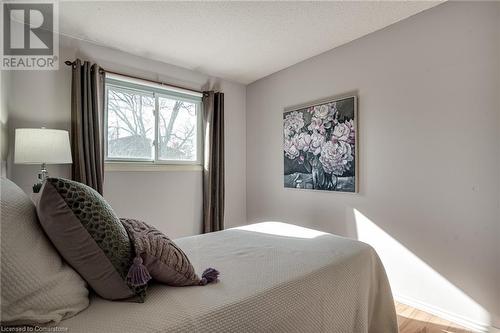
64,60 -> 204,94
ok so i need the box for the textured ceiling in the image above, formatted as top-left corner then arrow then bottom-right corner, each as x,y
59,1 -> 442,84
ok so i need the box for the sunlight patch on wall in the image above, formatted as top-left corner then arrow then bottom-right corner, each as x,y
353,209 -> 490,332
234,221 -> 327,239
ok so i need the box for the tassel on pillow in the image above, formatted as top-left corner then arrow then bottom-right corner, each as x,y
199,268 -> 220,286
126,256 -> 152,287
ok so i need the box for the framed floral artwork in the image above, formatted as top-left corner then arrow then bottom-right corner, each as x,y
283,94 -> 358,192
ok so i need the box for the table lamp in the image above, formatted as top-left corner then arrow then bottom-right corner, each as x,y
14,128 -> 73,192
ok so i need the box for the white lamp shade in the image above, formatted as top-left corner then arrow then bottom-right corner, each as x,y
14,128 -> 73,164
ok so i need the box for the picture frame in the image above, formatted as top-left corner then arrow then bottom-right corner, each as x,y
283,93 -> 358,193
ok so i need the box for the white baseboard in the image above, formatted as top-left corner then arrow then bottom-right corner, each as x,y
394,294 -> 490,333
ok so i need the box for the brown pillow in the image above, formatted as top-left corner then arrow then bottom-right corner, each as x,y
120,218 -> 219,287
37,178 -> 144,301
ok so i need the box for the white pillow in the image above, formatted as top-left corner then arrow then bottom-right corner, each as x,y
0,178 -> 89,326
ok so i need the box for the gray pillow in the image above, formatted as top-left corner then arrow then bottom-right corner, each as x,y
120,218 -> 219,287
37,178 -> 144,301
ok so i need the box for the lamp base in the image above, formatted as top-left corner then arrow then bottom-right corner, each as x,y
33,163 -> 48,193
38,163 -> 48,182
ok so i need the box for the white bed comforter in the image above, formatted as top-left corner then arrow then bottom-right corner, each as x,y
62,222 -> 398,333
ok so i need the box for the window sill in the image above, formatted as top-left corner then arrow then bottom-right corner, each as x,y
104,162 -> 203,172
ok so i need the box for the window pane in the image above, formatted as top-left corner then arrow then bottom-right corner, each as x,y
107,87 -> 155,160
158,97 -> 198,161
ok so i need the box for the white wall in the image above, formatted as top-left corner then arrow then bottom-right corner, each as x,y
246,2 -> 499,330
6,35 -> 246,237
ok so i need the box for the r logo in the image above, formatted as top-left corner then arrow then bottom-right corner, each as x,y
3,3 -> 54,56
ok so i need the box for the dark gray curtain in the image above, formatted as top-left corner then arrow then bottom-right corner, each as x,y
68,59 -> 104,194
202,91 -> 225,233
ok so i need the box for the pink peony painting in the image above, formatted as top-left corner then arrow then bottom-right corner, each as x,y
283,96 -> 357,192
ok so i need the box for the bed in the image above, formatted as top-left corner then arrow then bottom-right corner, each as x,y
61,222 -> 398,333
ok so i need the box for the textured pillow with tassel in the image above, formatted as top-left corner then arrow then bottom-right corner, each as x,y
37,178 -> 145,301
120,218 -> 219,288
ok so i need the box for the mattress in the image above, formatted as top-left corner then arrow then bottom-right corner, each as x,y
61,222 -> 398,333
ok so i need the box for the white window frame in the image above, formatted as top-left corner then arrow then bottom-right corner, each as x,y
104,74 -> 203,168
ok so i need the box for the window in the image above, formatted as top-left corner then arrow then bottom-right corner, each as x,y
105,75 -> 202,165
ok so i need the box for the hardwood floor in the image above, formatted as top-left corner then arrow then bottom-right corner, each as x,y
396,302 -> 476,333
